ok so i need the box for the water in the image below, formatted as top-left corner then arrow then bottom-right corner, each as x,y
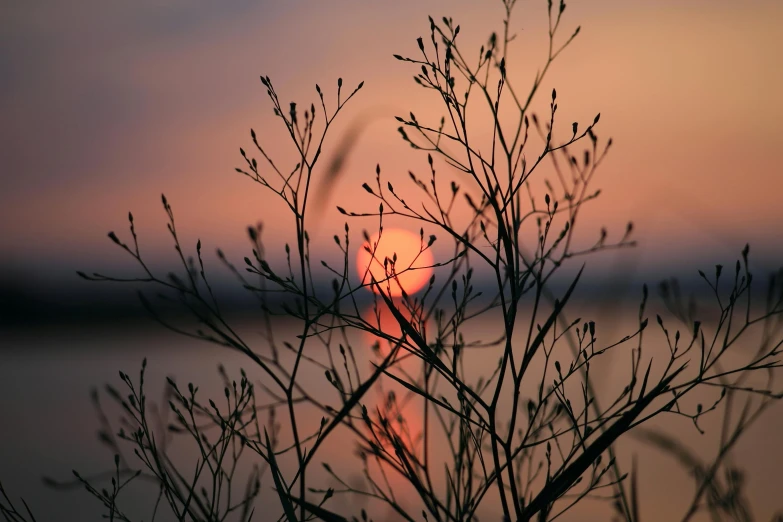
2,301 -> 782,521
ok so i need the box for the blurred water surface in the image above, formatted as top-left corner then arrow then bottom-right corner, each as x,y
2,300 -> 782,521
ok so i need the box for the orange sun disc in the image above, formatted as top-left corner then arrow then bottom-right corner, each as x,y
356,228 -> 434,296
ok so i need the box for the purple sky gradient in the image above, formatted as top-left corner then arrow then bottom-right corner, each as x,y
1,0 -> 782,289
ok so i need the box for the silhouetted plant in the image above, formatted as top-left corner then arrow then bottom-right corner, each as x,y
5,1 -> 782,521
1,481 -> 37,522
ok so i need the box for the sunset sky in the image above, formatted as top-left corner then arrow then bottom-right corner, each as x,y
2,0 -> 782,294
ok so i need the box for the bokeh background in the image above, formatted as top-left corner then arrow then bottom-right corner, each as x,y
1,0 -> 782,520
2,0 -> 782,301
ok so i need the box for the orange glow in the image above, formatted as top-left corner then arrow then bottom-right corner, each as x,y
356,228 -> 434,296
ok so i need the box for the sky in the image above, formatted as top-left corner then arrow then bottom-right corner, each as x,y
1,0 -> 782,296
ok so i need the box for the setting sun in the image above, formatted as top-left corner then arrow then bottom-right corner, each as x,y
356,228 -> 434,296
